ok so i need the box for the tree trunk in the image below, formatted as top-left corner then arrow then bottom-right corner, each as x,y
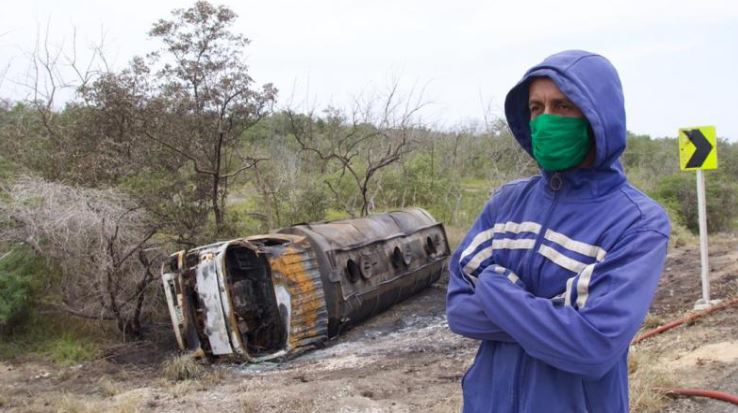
212,173 -> 223,230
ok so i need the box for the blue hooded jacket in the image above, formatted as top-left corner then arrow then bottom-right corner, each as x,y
446,50 -> 670,412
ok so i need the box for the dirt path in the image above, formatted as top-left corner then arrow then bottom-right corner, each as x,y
1,236 -> 737,412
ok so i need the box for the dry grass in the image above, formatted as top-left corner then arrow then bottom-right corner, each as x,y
199,366 -> 228,385
54,393 -> 138,413
55,394 -> 99,413
98,376 -> 123,397
106,396 -> 140,413
168,378 -> 200,398
161,354 -> 205,381
444,225 -> 468,251
669,222 -> 697,249
629,348 -> 674,413
239,395 -> 267,413
640,312 -> 667,330
429,394 -> 462,412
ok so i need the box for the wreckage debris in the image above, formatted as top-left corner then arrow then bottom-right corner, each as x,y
161,208 -> 450,361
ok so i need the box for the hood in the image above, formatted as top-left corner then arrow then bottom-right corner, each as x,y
504,50 -> 627,196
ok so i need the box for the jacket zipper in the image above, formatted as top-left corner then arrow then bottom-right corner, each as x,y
527,173 -> 563,294
512,173 -> 562,412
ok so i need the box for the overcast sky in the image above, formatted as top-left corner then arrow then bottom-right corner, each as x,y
2,0 -> 737,140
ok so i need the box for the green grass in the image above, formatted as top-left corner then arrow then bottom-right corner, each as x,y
0,246 -> 106,364
0,312 -> 106,364
46,334 -> 101,365
324,208 -> 352,221
460,178 -> 495,193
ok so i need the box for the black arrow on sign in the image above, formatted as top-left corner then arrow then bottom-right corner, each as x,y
685,129 -> 712,168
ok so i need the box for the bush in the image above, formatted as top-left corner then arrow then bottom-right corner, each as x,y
1,177 -> 162,337
0,247 -> 45,334
282,182 -> 331,225
0,273 -> 33,333
652,172 -> 738,233
161,354 -> 205,381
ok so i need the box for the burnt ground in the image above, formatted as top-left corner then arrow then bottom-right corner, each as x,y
1,235 -> 738,412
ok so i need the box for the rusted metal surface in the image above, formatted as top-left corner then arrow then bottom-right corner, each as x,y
282,208 -> 450,336
161,208 -> 450,360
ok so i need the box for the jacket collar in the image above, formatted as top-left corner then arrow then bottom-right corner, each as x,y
539,160 -> 626,200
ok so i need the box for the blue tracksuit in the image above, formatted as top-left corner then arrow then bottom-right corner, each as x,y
446,50 -> 670,412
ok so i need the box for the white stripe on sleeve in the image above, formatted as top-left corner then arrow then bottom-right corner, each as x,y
462,238 -> 536,276
537,244 -> 588,274
576,264 -> 596,309
544,229 -> 607,261
461,221 -> 542,261
564,276 -> 575,307
460,227 -> 496,264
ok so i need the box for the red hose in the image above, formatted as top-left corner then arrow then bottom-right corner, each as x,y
634,297 -> 738,407
660,387 -> 738,406
632,296 -> 738,345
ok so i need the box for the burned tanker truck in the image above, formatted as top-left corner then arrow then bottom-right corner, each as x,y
161,208 -> 450,361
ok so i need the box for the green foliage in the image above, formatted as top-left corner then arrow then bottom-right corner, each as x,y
651,172 -> 738,233
222,196 -> 271,236
0,273 -> 32,332
622,133 -> 679,194
46,334 -> 101,365
383,153 -> 446,206
0,155 -> 14,187
324,208 -> 352,221
0,247 -> 46,334
120,167 -> 210,245
283,183 -> 331,225
0,312 -> 104,364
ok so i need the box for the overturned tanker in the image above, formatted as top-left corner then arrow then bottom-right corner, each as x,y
161,208 -> 450,361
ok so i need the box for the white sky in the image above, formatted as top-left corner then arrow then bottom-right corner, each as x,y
1,0 -> 737,140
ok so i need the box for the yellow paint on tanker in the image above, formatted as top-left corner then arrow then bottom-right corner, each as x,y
268,245 -> 323,349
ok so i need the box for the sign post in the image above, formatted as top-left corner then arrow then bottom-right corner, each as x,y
695,169 -> 710,306
678,126 -> 718,309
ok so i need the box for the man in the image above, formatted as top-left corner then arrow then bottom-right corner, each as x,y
446,50 -> 670,412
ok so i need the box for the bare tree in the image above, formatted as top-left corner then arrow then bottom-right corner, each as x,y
0,177 -> 161,338
287,85 -> 424,217
7,24 -> 110,182
484,117 -> 537,184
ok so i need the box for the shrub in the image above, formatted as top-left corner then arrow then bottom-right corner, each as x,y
161,354 -> 206,381
0,247 -> 45,334
0,272 -> 33,333
1,177 -> 162,337
652,172 -> 738,233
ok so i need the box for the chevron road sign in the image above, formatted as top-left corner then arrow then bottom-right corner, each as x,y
678,125 -> 719,309
679,126 -> 718,171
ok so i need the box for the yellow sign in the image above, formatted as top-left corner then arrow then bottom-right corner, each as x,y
679,126 -> 717,170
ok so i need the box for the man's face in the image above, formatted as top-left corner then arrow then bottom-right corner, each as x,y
528,78 -> 584,120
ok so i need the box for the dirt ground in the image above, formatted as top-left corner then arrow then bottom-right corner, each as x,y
1,236 -> 737,413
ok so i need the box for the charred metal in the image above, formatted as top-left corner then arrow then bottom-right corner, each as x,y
161,208 -> 450,361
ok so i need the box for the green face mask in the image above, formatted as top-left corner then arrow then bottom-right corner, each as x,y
529,114 -> 592,171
